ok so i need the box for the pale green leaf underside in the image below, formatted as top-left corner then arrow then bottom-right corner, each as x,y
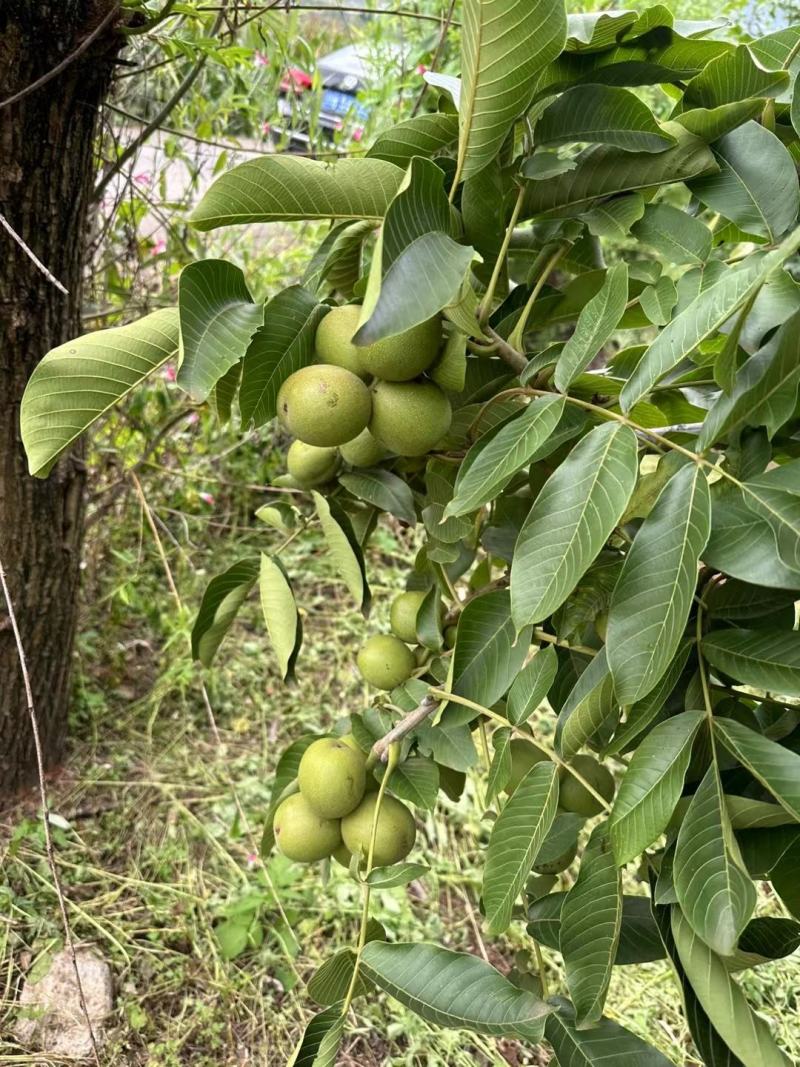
483,762 -> 559,933
446,395 -> 565,517
702,628 -> 800,698
610,710 -> 705,865
554,263 -> 629,392
671,909 -> 794,1067
674,765 -> 756,956
560,824 -> 622,1026
607,464 -> 711,704
259,554 -> 300,683
191,558 -> 260,667
545,999 -> 677,1065
360,941 -> 552,1038
312,492 -> 369,615
714,717 -> 800,821
21,307 -> 179,478
177,259 -> 263,402
458,0 -> 567,182
190,156 -> 403,229
537,85 -> 677,153
511,422 -> 638,629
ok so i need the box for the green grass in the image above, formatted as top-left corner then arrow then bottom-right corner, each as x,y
1,408 -> 798,1065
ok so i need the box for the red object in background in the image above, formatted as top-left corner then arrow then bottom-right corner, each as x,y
281,67 -> 312,92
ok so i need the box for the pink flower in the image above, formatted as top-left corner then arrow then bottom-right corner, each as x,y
186,412 -> 199,426
150,238 -> 167,256
162,365 -> 177,382
253,51 -> 269,67
416,63 -> 428,75
352,126 -> 364,143
133,172 -> 152,186
262,121 -> 272,135
246,852 -> 258,869
199,492 -> 215,506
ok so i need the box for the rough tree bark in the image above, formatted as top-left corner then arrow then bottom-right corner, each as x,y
0,2 -> 122,798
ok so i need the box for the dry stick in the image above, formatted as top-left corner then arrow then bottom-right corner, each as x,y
0,212 -> 69,295
368,694 -> 440,764
198,2 -> 460,23
0,553 -> 102,1067
128,473 -> 302,981
0,2 -> 121,111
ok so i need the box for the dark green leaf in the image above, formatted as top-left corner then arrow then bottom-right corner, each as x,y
259,554 -> 301,683
632,203 -> 712,265
507,646 -> 559,726
684,44 -> 789,109
486,727 -> 513,802
308,950 -> 370,1005
366,862 -> 430,889
702,629 -> 800,698
312,491 -> 370,615
545,998 -> 676,1065
359,941 -> 552,1038
376,756 -> 439,810
529,893 -> 665,965
367,113 -> 460,168
556,648 -> 618,760
339,469 -> 416,525
287,1003 -> 345,1067
239,286 -> 327,427
689,123 -> 800,242
536,86 -> 676,152
554,264 -> 628,391
714,718 -> 800,821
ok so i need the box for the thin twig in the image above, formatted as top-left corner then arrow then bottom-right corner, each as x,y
410,0 -> 457,117
0,554 -> 102,1066
0,212 -> 69,295
197,2 -> 460,23
0,3 -> 121,111
94,0 -> 235,201
369,695 -> 440,764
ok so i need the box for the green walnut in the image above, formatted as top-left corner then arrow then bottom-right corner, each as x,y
559,755 -> 615,817
356,634 -> 415,690
340,732 -> 378,792
504,738 -> 551,794
286,440 -> 339,488
297,737 -> 366,818
341,793 -> 416,867
277,364 -> 371,447
369,380 -> 452,457
390,589 -> 430,644
273,793 -> 341,863
315,304 -> 368,378
356,316 -> 441,381
339,427 -> 389,467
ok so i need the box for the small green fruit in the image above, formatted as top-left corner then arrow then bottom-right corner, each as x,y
273,793 -> 341,862
339,427 -> 389,467
390,590 -> 430,644
315,305 -> 368,378
504,738 -> 551,795
340,732 -> 379,792
438,764 -> 466,801
297,737 -> 366,818
595,611 -> 608,643
356,634 -> 415,690
356,317 -> 441,381
332,842 -> 353,868
277,364 -> 371,447
369,380 -> 452,457
559,755 -> 615,817
443,624 -> 458,649
286,440 -> 339,488
341,793 -> 416,866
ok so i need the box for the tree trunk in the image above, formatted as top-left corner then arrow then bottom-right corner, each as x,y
0,2 -> 121,798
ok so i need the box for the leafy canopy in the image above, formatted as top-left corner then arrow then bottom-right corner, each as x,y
20,3 -> 800,1064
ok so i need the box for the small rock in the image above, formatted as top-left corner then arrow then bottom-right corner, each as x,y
16,946 -> 113,1059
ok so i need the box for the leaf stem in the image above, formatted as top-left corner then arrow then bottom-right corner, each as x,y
479,185 -> 526,325
507,244 -> 568,353
426,687 -> 613,812
341,744 -> 400,1014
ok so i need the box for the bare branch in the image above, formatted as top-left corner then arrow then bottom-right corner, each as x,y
0,4 -> 121,111
0,212 -> 69,295
369,694 -> 440,764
